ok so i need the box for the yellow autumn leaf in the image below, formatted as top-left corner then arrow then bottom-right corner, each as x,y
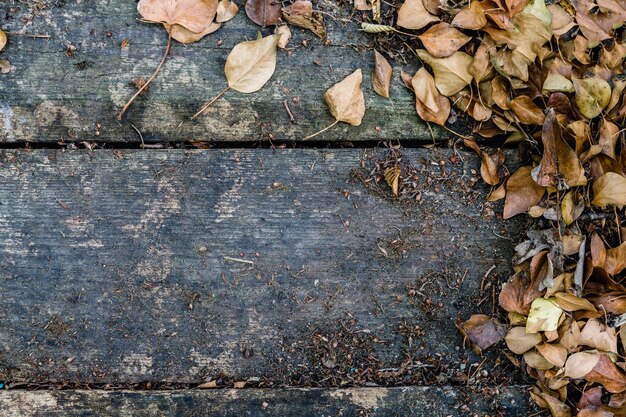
526,297 -> 562,333
573,77 -> 611,119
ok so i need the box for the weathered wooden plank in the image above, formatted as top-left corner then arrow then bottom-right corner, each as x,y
0,148 -> 522,387
0,387 -> 534,416
0,0 -> 436,144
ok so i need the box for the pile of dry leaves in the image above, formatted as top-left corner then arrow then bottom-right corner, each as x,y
357,0 -> 626,415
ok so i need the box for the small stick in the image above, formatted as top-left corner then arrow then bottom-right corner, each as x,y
191,86 -> 230,120
3,31 -> 51,39
119,31 -> 172,120
223,256 -> 254,265
303,120 -> 338,140
284,100 -> 296,123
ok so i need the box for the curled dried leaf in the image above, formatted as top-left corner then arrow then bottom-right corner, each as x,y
373,51 -> 392,98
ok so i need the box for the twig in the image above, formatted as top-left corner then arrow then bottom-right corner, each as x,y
3,31 -> 51,39
119,31 -> 172,120
223,256 -> 255,265
284,100 -> 296,123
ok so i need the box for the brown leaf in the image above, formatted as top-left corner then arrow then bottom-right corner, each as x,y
585,354 -> 626,394
225,34 -> 280,93
245,0 -> 282,26
459,314 -> 506,353
574,0 -> 626,45
591,232 -> 607,268
592,172 -> 626,209
216,0 -> 239,22
464,139 -> 504,185
509,96 -> 545,125
323,69 -> 366,126
537,393 -> 572,417
554,292 -> 597,313
373,51 -> 392,98
397,0 -> 439,30
598,119 -> 620,159
469,43 -> 493,83
165,22 -> 221,43
536,109 -> 586,188
411,68 -> 450,125
503,166 -> 546,219
451,1 -> 487,30
416,49 -> 473,96
138,0 -> 219,33
0,30 -> 6,52
417,22 -> 471,58
282,0 -> 326,39
580,319 -> 618,353
537,343 -> 568,368
605,240 -> 626,276
384,166 -> 401,197
548,4 -> 576,36
564,352 -> 601,379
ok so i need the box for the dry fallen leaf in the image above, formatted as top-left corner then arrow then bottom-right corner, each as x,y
282,0 -> 326,39
397,0 -> 439,30
275,25 -> 292,49
416,49 -> 473,96
0,30 -> 6,52
225,33 -> 279,92
138,0 -> 218,33
573,77 -> 612,119
509,96 -> 545,125
417,22 -> 471,58
451,1 -> 487,30
216,0 -> 239,22
503,166 -> 546,219
505,326 -> 542,354
384,166 -> 401,197
166,22 -> 221,43
193,33 -> 280,118
411,68 -> 450,125
245,0 -> 282,26
459,314 -> 506,354
592,172 -> 626,209
604,241 -> 626,276
373,51 -> 392,98
464,139 -> 504,185
305,69 -> 366,139
526,297 -> 562,333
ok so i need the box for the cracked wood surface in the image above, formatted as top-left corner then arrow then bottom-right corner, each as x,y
0,0 -> 436,144
0,387 -> 532,416
0,148 -> 524,394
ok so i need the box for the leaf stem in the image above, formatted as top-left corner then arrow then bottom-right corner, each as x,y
191,86 -> 231,120
303,120 -> 339,140
118,31 -> 172,121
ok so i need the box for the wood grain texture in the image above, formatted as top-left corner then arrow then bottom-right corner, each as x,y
0,0 -> 436,143
0,148 -> 522,389
0,387 -> 534,416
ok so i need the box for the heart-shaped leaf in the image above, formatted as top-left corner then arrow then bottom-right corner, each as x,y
397,0 -> 439,30
418,22 -> 471,58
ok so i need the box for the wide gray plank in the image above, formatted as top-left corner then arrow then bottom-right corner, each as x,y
0,387 -> 534,416
0,0 -> 434,143
0,148 -> 521,386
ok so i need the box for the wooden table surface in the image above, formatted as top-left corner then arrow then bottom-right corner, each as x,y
0,1 -> 536,415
